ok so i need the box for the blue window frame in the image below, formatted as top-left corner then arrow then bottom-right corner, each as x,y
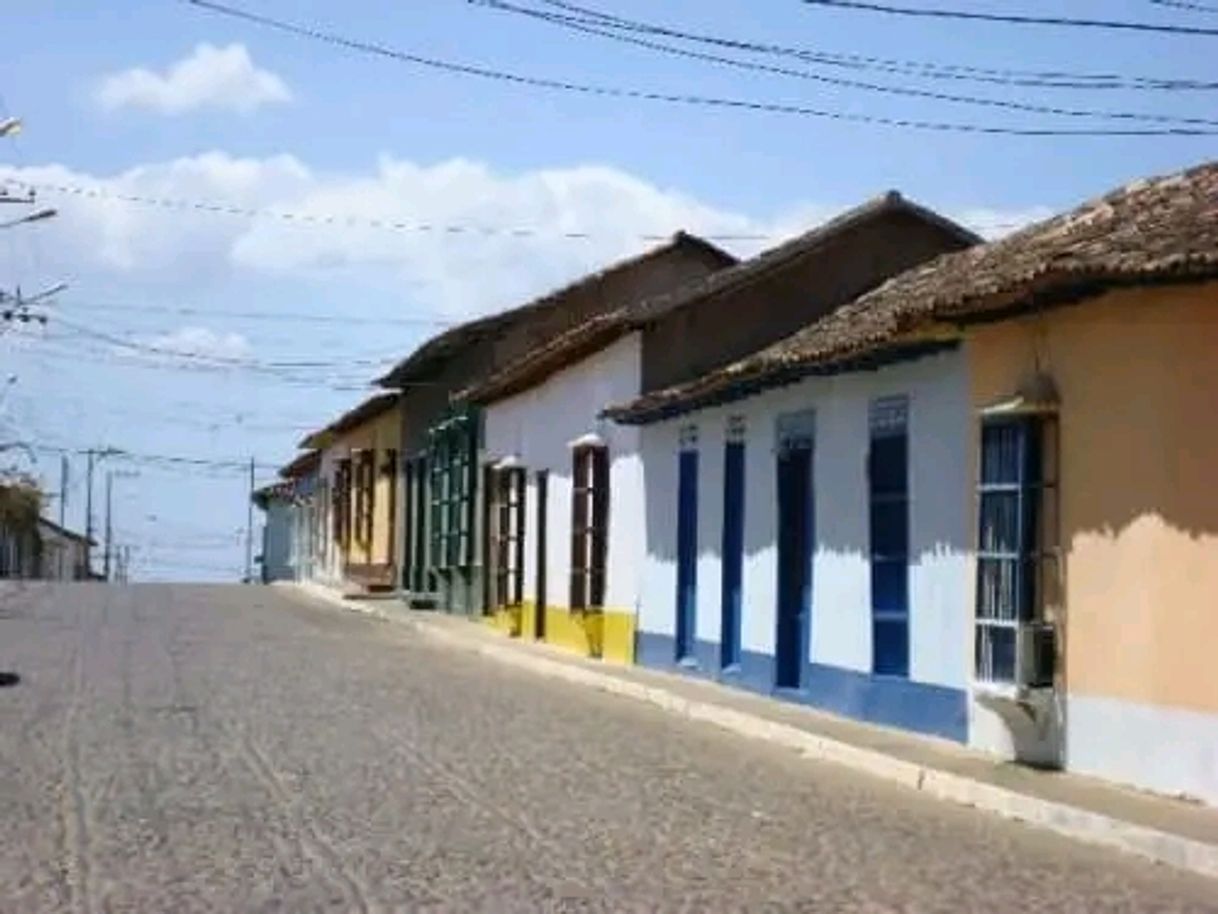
869,396 -> 909,678
675,428 -> 699,663
975,416 -> 1049,683
720,419 -> 746,669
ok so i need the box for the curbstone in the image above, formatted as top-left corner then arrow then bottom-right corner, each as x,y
284,583 -> 1218,881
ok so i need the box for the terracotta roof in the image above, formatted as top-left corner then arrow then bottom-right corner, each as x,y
278,449 -> 321,480
608,160 -> 1218,424
375,232 -> 735,390
36,517 -> 95,545
251,480 -> 295,509
462,192 -> 979,405
298,393 -> 398,450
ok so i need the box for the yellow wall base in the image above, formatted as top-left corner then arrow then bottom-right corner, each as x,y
485,602 -> 635,664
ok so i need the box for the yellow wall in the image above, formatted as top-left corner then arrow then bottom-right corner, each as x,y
968,281 -> 1218,715
484,602 -> 636,665
331,407 -> 400,569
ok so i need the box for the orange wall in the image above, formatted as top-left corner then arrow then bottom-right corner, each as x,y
968,280 -> 1218,715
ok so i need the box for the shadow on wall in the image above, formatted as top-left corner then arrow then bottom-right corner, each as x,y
972,287 -> 1218,718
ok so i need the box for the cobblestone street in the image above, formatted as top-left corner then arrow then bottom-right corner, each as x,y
1,583 -> 1215,912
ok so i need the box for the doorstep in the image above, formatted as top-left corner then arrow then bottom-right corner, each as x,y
281,582 -> 1218,880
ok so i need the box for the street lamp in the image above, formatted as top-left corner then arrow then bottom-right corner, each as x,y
0,207 -> 56,230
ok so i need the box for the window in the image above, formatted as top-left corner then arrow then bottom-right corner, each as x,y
975,416 -> 1059,684
382,449 -> 398,564
333,459 -> 352,549
429,416 -> 477,571
570,445 -> 609,609
493,468 -> 526,607
352,449 -> 375,548
869,396 -> 909,678
720,417 -> 746,669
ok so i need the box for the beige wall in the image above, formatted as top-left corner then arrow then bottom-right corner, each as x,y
331,408 -> 401,568
968,280 -> 1218,715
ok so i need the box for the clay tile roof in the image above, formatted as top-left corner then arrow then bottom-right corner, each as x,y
608,160 -> 1218,424
461,192 -> 979,406
278,449 -> 321,480
298,393 -> 398,450
251,480 -> 295,509
375,232 -> 736,390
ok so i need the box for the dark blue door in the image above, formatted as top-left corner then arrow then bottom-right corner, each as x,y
775,443 -> 812,690
675,449 -> 699,662
720,441 -> 745,669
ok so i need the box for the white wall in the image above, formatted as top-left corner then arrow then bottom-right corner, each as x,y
484,333 -> 643,612
1067,693 -> 1218,806
637,348 -> 972,690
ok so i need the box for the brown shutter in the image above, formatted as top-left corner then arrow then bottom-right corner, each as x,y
590,447 -> 609,608
570,449 -> 588,610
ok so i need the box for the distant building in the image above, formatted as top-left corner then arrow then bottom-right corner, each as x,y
35,518 -> 92,581
1,480 -> 93,580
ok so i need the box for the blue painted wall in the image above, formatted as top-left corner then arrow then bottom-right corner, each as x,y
637,349 -> 972,744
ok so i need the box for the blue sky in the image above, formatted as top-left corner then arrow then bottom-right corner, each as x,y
1,0 -> 1214,580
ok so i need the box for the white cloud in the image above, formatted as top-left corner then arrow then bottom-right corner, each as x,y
145,326 -> 253,361
0,151 -> 1046,322
94,44 -> 292,116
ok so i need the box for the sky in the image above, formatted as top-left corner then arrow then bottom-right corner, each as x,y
0,0 -> 1214,581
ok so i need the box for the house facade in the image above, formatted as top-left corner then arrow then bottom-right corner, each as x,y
609,161 -> 1218,806
379,233 -> 738,617
35,519 -> 92,581
300,394 -> 400,592
465,194 -> 979,664
628,347 -> 972,740
478,334 -> 644,663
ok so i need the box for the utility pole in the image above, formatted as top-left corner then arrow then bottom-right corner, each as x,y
58,454 -> 68,526
245,456 -> 255,584
104,470 -> 113,580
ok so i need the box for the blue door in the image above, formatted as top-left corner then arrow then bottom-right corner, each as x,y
675,449 -> 699,662
720,440 -> 745,669
775,441 -> 813,690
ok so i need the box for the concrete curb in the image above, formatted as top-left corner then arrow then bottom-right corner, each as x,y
283,582 -> 1218,881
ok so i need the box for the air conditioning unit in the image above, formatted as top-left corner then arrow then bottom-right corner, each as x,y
1018,621 -> 1057,690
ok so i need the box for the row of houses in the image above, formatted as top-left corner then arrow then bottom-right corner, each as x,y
0,480 -> 93,581
255,160 -> 1218,808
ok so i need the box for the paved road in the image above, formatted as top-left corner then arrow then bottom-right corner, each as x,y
1,583 -> 1215,913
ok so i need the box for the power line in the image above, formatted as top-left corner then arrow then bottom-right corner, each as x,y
48,315 -> 401,370
182,0 -> 1217,136
27,442 -> 281,472
1,176 -> 769,244
2,176 -> 1038,239
797,0 -> 1218,36
1149,0 -> 1218,11
55,297 -> 458,329
533,0 -> 1218,90
476,0 -> 1218,127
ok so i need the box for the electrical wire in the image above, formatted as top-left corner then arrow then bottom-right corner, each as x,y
182,0 -> 1218,136
55,297 -> 458,329
0,175 -> 769,244
1148,0 -> 1218,11
797,0 -> 1218,36
535,0 -> 1218,90
48,316 -> 400,369
475,0 -> 1218,127
27,442 -> 279,472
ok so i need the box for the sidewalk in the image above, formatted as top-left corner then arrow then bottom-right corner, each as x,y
285,580 -> 1218,880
